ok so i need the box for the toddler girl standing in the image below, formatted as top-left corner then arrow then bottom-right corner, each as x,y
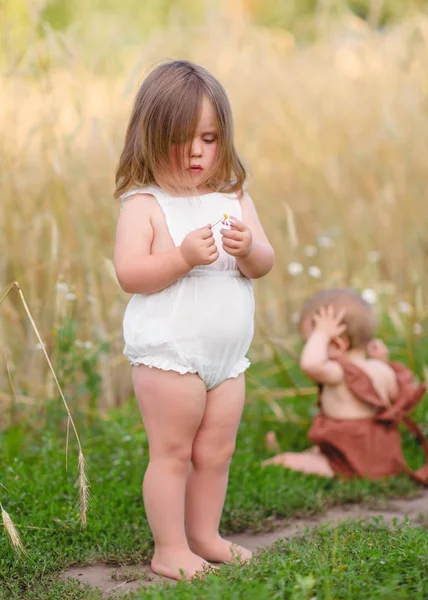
114,60 -> 274,580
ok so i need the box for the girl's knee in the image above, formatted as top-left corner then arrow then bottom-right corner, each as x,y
191,440 -> 236,471
149,442 -> 193,473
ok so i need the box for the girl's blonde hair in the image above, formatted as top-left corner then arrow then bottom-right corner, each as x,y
114,60 -> 246,198
299,288 -> 377,348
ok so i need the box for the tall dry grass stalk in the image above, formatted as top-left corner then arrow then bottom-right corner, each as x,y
0,282 -> 89,526
78,450 -> 89,527
1,8 -> 428,417
1,502 -> 26,557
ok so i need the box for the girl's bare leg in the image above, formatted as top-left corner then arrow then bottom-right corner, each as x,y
133,366 -> 211,580
261,450 -> 334,477
185,375 -> 252,563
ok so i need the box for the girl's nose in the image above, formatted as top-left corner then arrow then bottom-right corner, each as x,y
190,138 -> 202,157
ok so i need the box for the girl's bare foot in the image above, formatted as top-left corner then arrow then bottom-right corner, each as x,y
264,431 -> 281,452
189,536 -> 252,564
151,550 -> 213,581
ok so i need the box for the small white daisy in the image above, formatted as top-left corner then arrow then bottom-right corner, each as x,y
288,262 -> 304,276
368,250 -> 381,263
317,235 -> 334,248
362,288 -> 378,304
413,323 -> 423,335
291,311 -> 300,324
398,301 -> 412,315
304,245 -> 318,257
308,266 -> 322,279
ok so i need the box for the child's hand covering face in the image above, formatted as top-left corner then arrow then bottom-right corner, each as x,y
312,305 -> 347,340
220,217 -> 253,259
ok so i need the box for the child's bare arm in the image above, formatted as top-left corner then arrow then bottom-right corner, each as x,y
221,192 -> 275,279
299,306 -> 346,385
114,194 -> 218,294
366,339 -> 389,362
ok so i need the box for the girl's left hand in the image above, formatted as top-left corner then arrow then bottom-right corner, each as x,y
221,217 -> 253,258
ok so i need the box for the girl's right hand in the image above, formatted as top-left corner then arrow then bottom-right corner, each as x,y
180,225 -> 219,267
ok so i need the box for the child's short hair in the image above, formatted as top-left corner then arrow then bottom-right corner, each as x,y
299,288 -> 377,348
114,60 -> 246,198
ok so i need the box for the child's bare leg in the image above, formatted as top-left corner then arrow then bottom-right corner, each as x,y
262,450 -> 334,477
133,366 -> 211,580
185,374 -> 252,563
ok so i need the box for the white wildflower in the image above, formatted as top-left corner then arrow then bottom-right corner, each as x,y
362,289 -> 378,304
75,340 -> 84,348
288,262 -> 303,276
413,323 -> 423,335
317,235 -> 334,248
368,250 -> 381,263
66,293 -> 76,301
308,266 -> 322,279
304,245 -> 318,257
291,311 -> 300,324
398,301 -> 412,315
84,341 -> 93,349
56,282 -> 68,292
86,295 -> 97,304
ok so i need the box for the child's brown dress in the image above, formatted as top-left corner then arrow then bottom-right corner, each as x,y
308,360 -> 428,484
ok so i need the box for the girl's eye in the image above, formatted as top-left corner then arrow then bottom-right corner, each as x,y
203,137 -> 216,144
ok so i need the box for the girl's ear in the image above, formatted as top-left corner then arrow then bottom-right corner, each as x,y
328,335 -> 350,359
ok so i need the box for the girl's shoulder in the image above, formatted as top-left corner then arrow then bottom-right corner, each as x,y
120,184 -> 163,201
119,185 -> 168,212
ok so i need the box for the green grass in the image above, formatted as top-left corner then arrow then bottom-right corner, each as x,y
129,520 -> 428,600
1,348 -> 427,599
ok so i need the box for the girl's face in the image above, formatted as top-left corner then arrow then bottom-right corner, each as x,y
170,96 -> 218,192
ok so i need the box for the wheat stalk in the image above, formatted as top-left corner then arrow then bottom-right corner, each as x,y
78,450 -> 89,528
1,502 -> 26,557
0,281 -> 89,527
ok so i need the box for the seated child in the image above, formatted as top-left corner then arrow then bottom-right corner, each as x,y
262,288 -> 428,484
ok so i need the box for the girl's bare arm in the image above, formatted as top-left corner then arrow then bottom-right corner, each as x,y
221,192 -> 275,279
114,194 -> 191,294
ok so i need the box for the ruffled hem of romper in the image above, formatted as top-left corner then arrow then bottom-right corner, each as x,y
126,356 -> 250,378
228,357 -> 251,379
126,355 -> 198,376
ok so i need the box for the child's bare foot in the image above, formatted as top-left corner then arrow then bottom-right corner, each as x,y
262,451 -> 334,477
264,431 -> 281,452
189,537 -> 253,564
261,453 -> 288,467
151,550 -> 213,581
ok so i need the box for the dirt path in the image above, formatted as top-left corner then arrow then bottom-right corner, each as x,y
60,491 -> 428,598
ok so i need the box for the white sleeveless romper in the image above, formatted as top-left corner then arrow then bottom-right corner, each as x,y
120,185 -> 255,390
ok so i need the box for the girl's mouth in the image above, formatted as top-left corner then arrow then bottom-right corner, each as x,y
189,165 -> 203,173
